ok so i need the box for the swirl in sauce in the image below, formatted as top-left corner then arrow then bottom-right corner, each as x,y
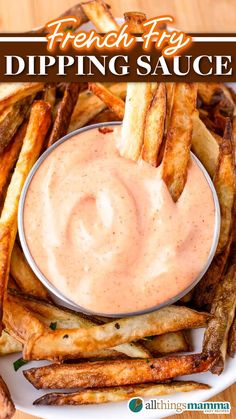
23,126 -> 215,314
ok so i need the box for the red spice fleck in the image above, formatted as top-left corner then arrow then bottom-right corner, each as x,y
98,127 -> 114,134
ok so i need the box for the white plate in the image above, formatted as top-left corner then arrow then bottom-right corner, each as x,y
1,18 -> 235,419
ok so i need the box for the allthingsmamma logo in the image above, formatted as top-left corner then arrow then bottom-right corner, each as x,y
127,398 -> 231,414
128,397 -> 144,412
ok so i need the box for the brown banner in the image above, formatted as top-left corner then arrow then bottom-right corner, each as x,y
0,34 -> 235,82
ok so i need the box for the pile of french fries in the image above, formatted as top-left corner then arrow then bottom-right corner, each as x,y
0,1 -> 236,417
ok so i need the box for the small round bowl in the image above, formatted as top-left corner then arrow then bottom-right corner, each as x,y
18,122 -> 221,317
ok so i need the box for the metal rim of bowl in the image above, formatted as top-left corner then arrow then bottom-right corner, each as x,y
18,121 -> 221,318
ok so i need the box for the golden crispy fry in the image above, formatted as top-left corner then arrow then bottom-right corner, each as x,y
192,112 -> 219,178
9,289 -> 101,328
23,306 -> 210,361
203,264 -> 236,374
226,86 -> 236,106
214,118 -> 235,254
81,0 -> 119,32
216,85 -> 235,117
4,294 -> 122,360
43,84 -> 56,108
8,290 -> 150,359
0,123 -> 26,202
193,236 -> 232,311
24,353 -> 214,389
120,83 -> 152,161
47,83 -> 80,147
213,111 -> 227,133
142,332 -> 190,356
124,12 -> 146,33
210,130 -> 222,145
0,97 -> 33,155
70,90 -> 106,131
142,83 -> 166,166
162,83 -> 197,202
0,101 -> 51,331
7,275 -> 19,290
89,83 -> 125,120
3,294 -> 45,344
69,83 -> 126,131
165,82 -> 175,134
89,109 -> 121,124
0,83 -> 43,113
198,109 -> 219,134
232,115 -> 236,164
0,330 -> 22,355
197,83 -> 224,106
0,375 -> 15,419
10,243 -> 50,299
228,314 -> 236,358
34,380 -> 210,405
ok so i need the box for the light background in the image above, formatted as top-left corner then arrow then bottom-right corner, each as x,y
0,0 -> 235,418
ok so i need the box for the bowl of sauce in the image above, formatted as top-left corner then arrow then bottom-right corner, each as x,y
18,122 -> 220,317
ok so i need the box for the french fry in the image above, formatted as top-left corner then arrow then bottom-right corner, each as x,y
10,243 -> 50,300
3,294 -> 45,344
0,83 -> 43,113
162,83 -> 197,202
193,236 -> 232,311
0,375 -> 15,419
24,353 -> 214,389
0,101 -> 51,331
0,96 -> 33,155
142,83 -> 166,166
228,314 -> 236,358
233,115 -> 236,155
0,123 -> 26,201
7,275 -> 19,291
89,109 -> 121,124
81,0 -> 119,32
76,312 -> 189,356
226,86 -> 236,106
23,306 -> 210,361
120,83 -> 152,161
124,12 -> 146,33
33,381 -> 210,406
43,83 -> 56,108
8,289 -> 101,328
89,83 -> 125,120
142,332 -> 190,356
69,83 -> 126,131
197,83 -> 224,106
4,295 -> 122,360
216,85 -> 235,117
0,330 -> 22,355
165,82 -> 175,134
47,83 -> 80,147
214,118 -> 235,254
198,109 -> 219,134
210,130 -> 222,145
203,264 -> 236,374
192,111 -> 219,178
8,290 -> 150,359
213,110 -> 227,134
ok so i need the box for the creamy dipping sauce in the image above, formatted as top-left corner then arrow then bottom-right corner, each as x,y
23,126 -> 215,315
